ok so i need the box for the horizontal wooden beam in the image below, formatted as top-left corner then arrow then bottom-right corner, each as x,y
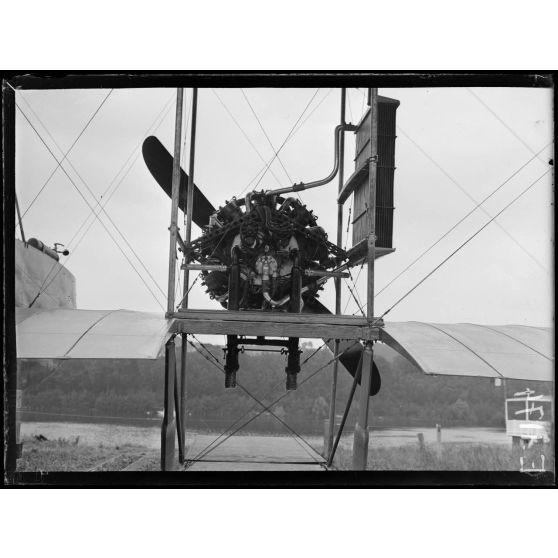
173,309 -> 369,325
170,309 -> 382,340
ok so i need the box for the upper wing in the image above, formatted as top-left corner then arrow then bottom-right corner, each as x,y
16,308 -> 172,360
380,322 -> 553,382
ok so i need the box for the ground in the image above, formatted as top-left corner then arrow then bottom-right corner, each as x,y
15,421 -> 554,473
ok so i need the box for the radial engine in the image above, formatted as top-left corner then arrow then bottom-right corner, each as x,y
183,190 -> 349,389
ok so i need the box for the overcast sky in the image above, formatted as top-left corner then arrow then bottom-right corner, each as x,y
14,85 -> 553,329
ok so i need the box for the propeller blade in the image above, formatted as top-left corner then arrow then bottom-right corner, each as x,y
302,297 -> 381,396
142,136 -> 215,228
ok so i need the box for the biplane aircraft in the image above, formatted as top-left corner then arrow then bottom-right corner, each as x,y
12,87 -> 554,471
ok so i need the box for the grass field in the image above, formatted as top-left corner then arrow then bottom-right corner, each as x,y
16,434 -> 554,473
16,436 -> 159,472
335,441 -> 554,471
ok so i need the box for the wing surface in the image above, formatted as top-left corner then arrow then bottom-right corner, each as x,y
16,308 -> 172,360
380,322 -> 553,382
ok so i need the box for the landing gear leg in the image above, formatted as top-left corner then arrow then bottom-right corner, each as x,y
285,249 -> 302,390
224,246 -> 242,388
285,337 -> 301,390
224,334 -> 239,388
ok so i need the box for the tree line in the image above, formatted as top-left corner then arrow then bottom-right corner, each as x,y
19,341 -> 551,434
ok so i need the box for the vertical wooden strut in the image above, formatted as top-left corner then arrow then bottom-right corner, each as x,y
326,88 -> 346,456
161,336 -> 177,470
162,88 -> 183,469
179,88 -> 198,460
352,87 -> 378,470
166,88 -> 184,316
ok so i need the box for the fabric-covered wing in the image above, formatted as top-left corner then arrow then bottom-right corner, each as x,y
16,308 -> 172,360
380,322 -> 553,382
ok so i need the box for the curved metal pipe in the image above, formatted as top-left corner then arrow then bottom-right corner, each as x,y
265,123 -> 356,196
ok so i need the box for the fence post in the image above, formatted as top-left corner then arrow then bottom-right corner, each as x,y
323,419 -> 330,457
435,424 -> 442,457
417,432 -> 425,451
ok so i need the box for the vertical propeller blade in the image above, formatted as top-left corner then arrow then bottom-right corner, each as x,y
302,297 -> 381,396
142,136 -> 215,228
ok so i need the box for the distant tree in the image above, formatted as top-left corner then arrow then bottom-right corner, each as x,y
449,398 -> 472,423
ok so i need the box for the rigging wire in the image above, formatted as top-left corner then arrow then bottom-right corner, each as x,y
187,340 -> 361,465
212,89 -> 284,188
17,105 -> 166,310
242,88 -> 321,194
376,142 -> 553,298
240,88 -> 294,184
290,88 -> 334,137
343,263 -> 364,315
186,336 -> 327,460
344,270 -> 366,317
20,96 -> 172,297
19,89 -> 114,221
240,88 -> 332,194
351,86 -> 549,273
14,192 -> 26,242
187,339 -> 329,463
466,88 -> 550,165
185,337 -> 325,464
175,273 -> 201,310
397,125 -> 550,274
69,95 -> 175,249
22,95 -> 175,308
377,168 -> 551,322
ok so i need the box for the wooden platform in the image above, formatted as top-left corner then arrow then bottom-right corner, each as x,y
171,309 -> 381,340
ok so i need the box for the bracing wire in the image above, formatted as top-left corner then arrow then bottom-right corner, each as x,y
240,88 -> 330,194
290,88 -> 334,137
186,339 -> 329,463
175,274 -> 201,310
70,95 -> 175,248
187,339 -> 361,465
185,337 -> 325,464
466,88 -> 550,165
212,89 -> 284,189
22,95 -> 175,307
241,88 -> 321,194
19,89 -> 114,221
351,86 -> 549,273
20,96 -> 173,299
397,125 -> 550,273
17,105 -> 166,310
240,88 -> 294,184
376,142 -> 553,298
377,168 -> 551,321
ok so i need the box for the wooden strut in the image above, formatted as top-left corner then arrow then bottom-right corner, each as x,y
352,87 -> 378,470
161,335 -> 185,470
162,87 -> 186,469
179,88 -> 198,461
327,352 -> 362,467
166,88 -> 184,316
327,88 -> 346,456
161,337 -> 177,471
